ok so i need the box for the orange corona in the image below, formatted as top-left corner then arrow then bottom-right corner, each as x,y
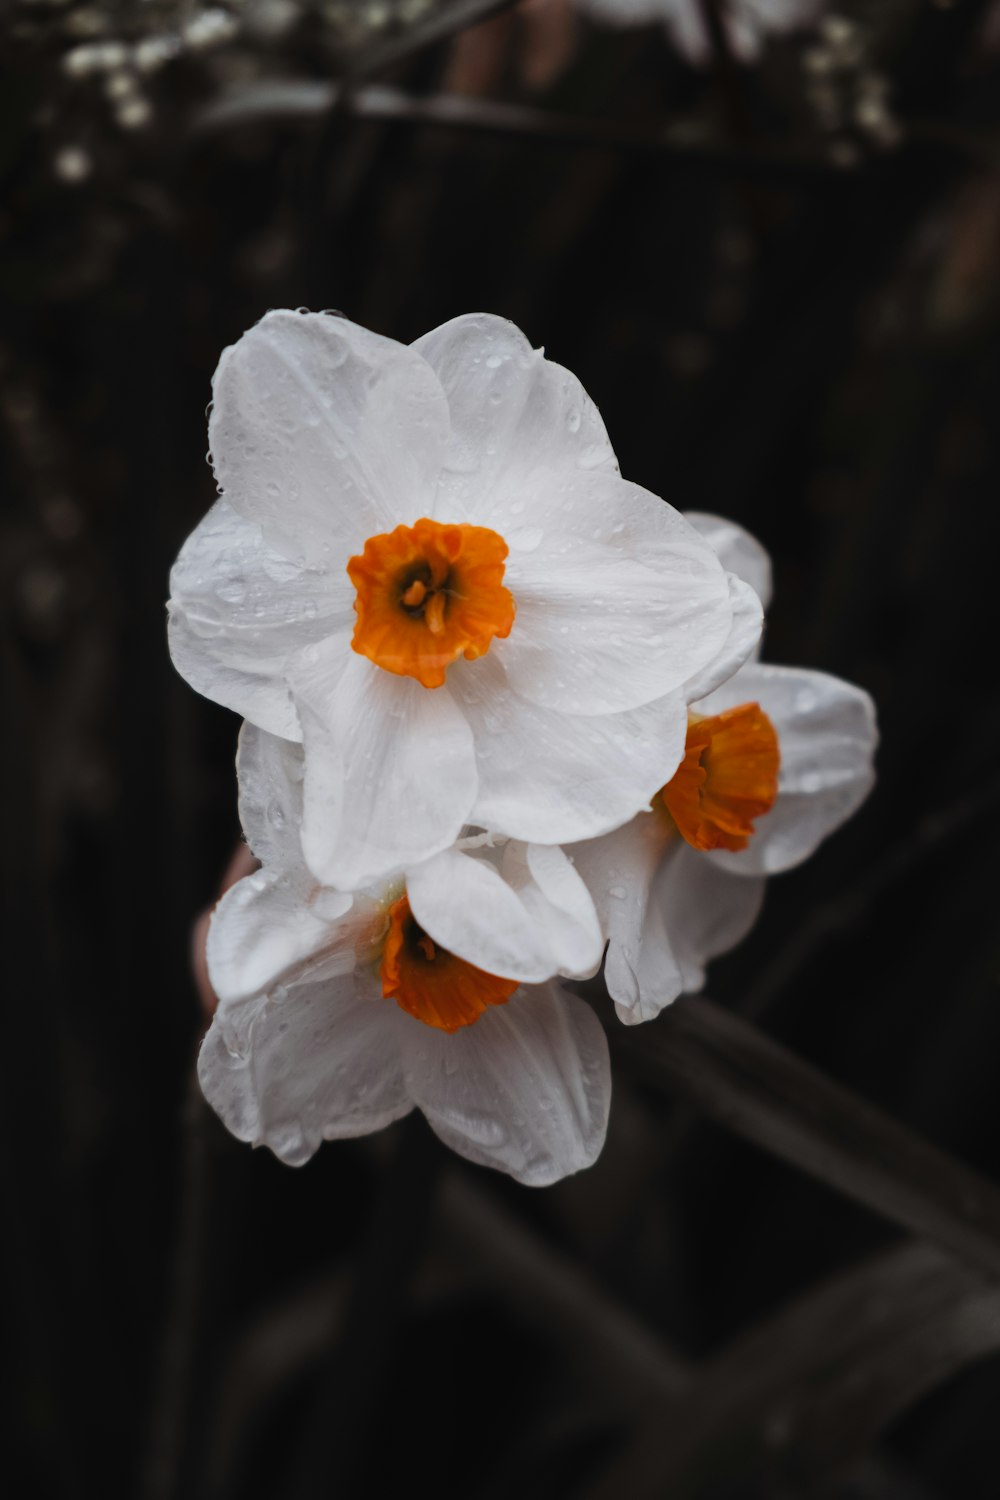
380,893 -> 519,1033
347,518 -> 515,688
660,702 -> 780,853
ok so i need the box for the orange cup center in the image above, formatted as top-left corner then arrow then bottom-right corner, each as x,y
660,701 -> 780,853
380,893 -> 518,1033
347,518 -> 516,689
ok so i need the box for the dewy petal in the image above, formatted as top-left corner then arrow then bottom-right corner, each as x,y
206,866 -> 355,1005
637,843 -> 766,1020
699,662 -> 878,876
406,841 -> 602,985
499,472 -> 733,715
198,975 -> 412,1167
451,653 -> 688,844
400,982 -> 610,1186
291,637 -> 477,890
236,721 -> 305,870
681,573 -> 763,704
570,813 -> 676,1023
169,606 -> 298,740
684,512 -> 773,611
573,819 -> 767,1025
210,310 -> 450,561
168,501 -> 352,739
412,313 -> 618,527
608,843 -> 765,1027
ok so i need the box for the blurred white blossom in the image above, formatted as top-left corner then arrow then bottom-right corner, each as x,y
577,0 -> 826,65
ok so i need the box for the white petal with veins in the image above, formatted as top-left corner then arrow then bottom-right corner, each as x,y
406,840 -> 602,983
699,662 -> 878,876
292,638 -> 478,890
211,309 -> 450,559
199,976 -> 413,1167
453,653 -> 687,844
499,472 -> 733,715
401,982 -> 610,1186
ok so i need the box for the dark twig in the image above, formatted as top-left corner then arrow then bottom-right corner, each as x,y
584,1242 -> 1000,1499
141,1069 -> 212,1500
741,772 -> 1000,1024
434,1173 -> 692,1411
699,0 -> 753,141
613,998 -> 1000,1280
342,0 -> 522,85
193,81 -> 848,182
283,1115 -> 442,1500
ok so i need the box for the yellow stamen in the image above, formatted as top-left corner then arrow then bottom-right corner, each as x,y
401,578 -> 427,609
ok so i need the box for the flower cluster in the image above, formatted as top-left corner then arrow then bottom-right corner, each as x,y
169,310 -> 876,1185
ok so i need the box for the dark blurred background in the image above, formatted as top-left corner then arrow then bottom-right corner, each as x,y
5,1 -> 1000,1497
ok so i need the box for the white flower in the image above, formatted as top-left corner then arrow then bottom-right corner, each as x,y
577,0 -> 824,65
572,511 -> 877,1024
168,310 -> 752,891
198,722 -> 609,1185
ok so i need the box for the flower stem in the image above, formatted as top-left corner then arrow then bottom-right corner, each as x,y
613,997 -> 1000,1279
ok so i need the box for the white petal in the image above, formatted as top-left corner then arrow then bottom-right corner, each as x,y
400,983 -> 609,1186
210,310 -> 450,560
452,655 -> 688,845
682,573 -> 763,703
168,606 -> 297,738
236,721 -> 305,869
406,841 -> 602,984
198,993 -> 270,1144
206,866 -> 355,1004
574,823 -> 767,1025
168,500 -> 351,738
499,472 -> 733,714
199,975 -> 412,1166
291,638 -> 478,890
664,2 -> 712,63
640,843 -> 766,1013
684,511 -> 773,609
700,662 -> 878,876
412,313 -> 617,526
570,814 -> 677,1023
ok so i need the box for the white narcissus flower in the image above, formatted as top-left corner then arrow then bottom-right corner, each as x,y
199,722 -> 609,1185
168,310 -> 755,892
577,0 -> 825,65
572,512 -> 878,1024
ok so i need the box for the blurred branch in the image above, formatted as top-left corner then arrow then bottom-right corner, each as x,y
613,998 -> 1000,1279
742,771 -> 1000,1023
699,0 -> 753,140
434,1172 -> 692,1411
585,1242 -> 1000,1499
201,1269 -> 349,1499
282,1115 -> 442,1500
193,81 -> 845,181
141,1070 -> 212,1500
343,0 -> 522,82
197,1167 -> 689,1493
